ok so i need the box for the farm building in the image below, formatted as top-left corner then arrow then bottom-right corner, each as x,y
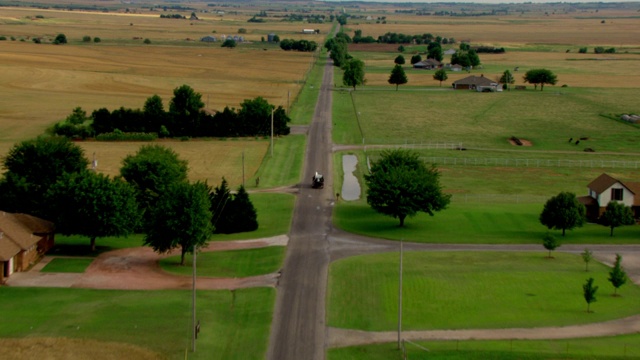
267,33 -> 277,42
578,173 -> 640,222
0,212 -> 55,284
413,59 -> 442,70
452,75 -> 499,91
445,64 -> 463,72
302,29 -> 320,34
201,35 -> 217,42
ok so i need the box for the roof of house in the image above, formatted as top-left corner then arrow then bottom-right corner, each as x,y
0,212 -> 54,261
588,173 -> 640,206
414,59 -> 441,67
452,75 -> 497,86
577,195 -> 598,207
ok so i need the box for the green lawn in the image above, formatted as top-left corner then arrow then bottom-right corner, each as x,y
329,334 -> 640,360
334,202 -> 640,244
289,52 -> 327,126
160,246 -> 285,278
251,135 -> 306,189
332,88 -> 640,152
328,252 -> 640,331
41,258 -> 93,273
49,234 -> 144,257
0,287 -> 274,360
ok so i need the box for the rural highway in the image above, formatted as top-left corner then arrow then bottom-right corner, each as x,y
266,55 -> 335,360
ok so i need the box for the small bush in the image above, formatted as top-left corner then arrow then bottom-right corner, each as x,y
53,33 -> 67,44
143,38 -> 151,44
578,47 -> 588,53
82,35 -> 91,42
0,36 -> 6,41
96,131 -> 158,141
11,36 -> 16,41
93,37 -> 101,43
238,28 -> 247,34
32,38 -> 41,44
594,46 -> 605,54
35,15 -> 44,19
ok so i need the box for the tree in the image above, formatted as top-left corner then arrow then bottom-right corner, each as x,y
120,145 -> 188,226
582,248 -> 593,272
342,58 -> 366,90
583,277 -> 598,313
599,201 -> 634,237
144,181 -> 213,265
394,55 -> 405,65
53,33 -> 67,44
325,37 -> 349,68
221,38 -> 237,48
226,185 -> 258,233
608,254 -> 627,296
45,171 -> 140,251
427,42 -> 443,62
0,137 -> 88,216
388,64 -> 408,91
523,69 -> 557,91
433,69 -> 448,87
169,84 -> 204,136
539,192 -> 586,236
66,107 -> 89,125
410,54 -> 422,65
364,149 -> 451,227
542,233 -> 560,258
238,97 -> 290,136
499,70 -> 515,91
210,177 -> 232,231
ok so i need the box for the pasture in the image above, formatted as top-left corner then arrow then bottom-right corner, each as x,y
328,251 -> 640,331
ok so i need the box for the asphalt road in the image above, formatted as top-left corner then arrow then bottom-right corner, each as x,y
266,56 -> 335,360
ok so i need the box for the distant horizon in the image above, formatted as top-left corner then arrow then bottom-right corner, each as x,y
324,0 -> 638,3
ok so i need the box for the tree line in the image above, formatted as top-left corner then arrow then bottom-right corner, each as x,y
0,138 -> 257,265
52,85 -> 290,139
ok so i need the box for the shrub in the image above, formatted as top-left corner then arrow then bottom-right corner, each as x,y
53,33 -> 67,44
32,38 -> 41,44
82,35 -> 91,42
594,46 -> 605,54
578,47 -> 588,53
93,37 -> 101,43
35,15 -> 44,19
604,47 -> 616,53
143,38 -> 151,44
96,131 -> 158,141
0,36 -> 6,41
238,28 -> 247,34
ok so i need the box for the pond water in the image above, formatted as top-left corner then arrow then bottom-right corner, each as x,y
341,154 -> 361,201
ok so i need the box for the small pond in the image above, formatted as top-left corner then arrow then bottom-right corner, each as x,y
341,154 -> 361,201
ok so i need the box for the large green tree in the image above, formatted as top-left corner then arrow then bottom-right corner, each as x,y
599,201 -> 635,237
144,181 -> 213,265
0,137 -> 88,216
120,145 -> 188,226
608,254 -> 627,296
433,69 -> 448,87
238,97 -> 290,136
46,171 -> 140,251
539,192 -> 586,236
388,64 -> 408,91
364,149 -> 451,227
523,69 -> 558,91
342,58 -> 366,90
325,37 -> 349,68
209,179 -> 258,234
394,55 -> 405,65
169,84 -> 204,136
427,42 -> 443,62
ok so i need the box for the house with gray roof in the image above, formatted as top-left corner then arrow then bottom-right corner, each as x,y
452,75 -> 499,91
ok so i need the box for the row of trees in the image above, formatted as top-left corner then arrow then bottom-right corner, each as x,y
325,32 -> 367,90
53,85 -> 290,139
279,39 -> 318,52
539,192 -> 635,237
0,138 -> 258,264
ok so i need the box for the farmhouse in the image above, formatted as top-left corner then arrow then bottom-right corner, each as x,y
413,58 -> 442,70
200,35 -> 217,42
0,212 -> 55,284
578,173 -> 640,221
452,75 -> 500,92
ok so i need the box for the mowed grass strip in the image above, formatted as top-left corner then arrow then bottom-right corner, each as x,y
160,246 -> 285,278
50,234 -> 144,256
334,202 -> 639,244
328,334 -> 640,360
40,258 -> 94,273
0,287 -> 274,360
328,252 -> 640,331
333,88 -> 640,152
251,135 -> 306,189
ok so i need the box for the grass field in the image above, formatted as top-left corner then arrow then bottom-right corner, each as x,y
329,335 -> 640,360
334,202 -> 639,244
160,246 -> 285,278
0,286 -> 274,360
328,251 -> 640,331
41,258 -> 94,273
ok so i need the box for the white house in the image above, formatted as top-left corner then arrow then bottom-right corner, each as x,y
578,173 -> 640,221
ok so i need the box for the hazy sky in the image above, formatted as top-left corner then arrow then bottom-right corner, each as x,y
325,0 -> 637,3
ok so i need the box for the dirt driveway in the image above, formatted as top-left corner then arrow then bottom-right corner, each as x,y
7,236 -> 287,290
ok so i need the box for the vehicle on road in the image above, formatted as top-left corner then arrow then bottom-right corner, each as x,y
312,172 -> 324,189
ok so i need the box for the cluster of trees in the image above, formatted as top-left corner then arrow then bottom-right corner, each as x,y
279,39 -> 318,52
474,46 -> 505,53
0,138 -> 258,264
377,32 -> 454,45
159,14 -> 185,19
539,192 -> 635,237
324,32 -> 367,90
353,30 -> 376,44
52,85 -> 290,139
583,253 -> 628,312
450,43 -> 481,68
523,69 -> 558,91
594,46 -> 616,54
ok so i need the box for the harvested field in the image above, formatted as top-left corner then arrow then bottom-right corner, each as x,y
0,338 -> 162,360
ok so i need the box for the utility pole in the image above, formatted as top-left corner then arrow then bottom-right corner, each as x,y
192,246 -> 197,352
397,239 -> 403,349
